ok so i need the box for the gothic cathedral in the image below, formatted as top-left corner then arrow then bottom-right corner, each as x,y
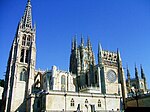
2,0 -> 148,112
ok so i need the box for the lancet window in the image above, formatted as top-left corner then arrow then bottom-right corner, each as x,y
25,49 -> 29,63
70,98 -> 74,107
27,36 -> 31,46
20,69 -> 26,81
22,35 -> 26,46
98,99 -> 101,107
20,49 -> 25,62
61,75 -> 66,91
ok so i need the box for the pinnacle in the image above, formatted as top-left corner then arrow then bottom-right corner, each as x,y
20,0 -> 33,29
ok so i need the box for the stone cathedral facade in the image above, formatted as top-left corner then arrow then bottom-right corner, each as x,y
2,0 -> 148,112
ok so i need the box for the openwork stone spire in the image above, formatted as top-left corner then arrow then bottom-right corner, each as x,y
21,0 -> 32,29
135,64 -> 139,80
98,42 -> 102,64
140,64 -> 145,79
126,65 -> 131,87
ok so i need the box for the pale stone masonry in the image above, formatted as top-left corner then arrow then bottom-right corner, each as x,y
2,0 -> 36,111
2,0 -> 149,112
0,87 -> 3,99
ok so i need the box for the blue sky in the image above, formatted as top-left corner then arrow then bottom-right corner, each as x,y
0,0 -> 150,88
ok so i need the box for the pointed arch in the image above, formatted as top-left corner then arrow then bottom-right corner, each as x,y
20,69 -> 26,81
61,75 -> 66,91
22,34 -> 26,46
98,99 -> 101,107
20,49 -> 25,62
85,99 -> 88,108
25,49 -> 29,63
27,35 -> 31,46
70,98 -> 74,107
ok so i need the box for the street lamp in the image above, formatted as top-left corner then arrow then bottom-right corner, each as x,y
131,88 -> 140,107
134,89 -> 139,107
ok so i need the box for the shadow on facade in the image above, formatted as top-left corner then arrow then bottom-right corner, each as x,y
15,101 -> 26,112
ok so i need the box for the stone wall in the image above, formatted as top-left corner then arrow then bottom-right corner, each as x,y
44,91 -> 121,112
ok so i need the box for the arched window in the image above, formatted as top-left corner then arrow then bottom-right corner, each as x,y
61,75 -> 66,91
25,49 -> 29,63
141,83 -> 144,88
20,49 -> 25,62
22,35 -> 26,46
85,99 -> 88,107
27,35 -> 31,46
20,69 -> 26,81
70,98 -> 74,107
98,99 -> 101,107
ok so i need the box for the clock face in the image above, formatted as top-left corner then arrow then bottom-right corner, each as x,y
107,70 -> 117,83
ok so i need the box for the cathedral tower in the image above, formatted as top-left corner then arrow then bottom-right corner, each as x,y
140,65 -> 147,91
135,64 -> 140,89
69,36 -> 95,90
2,0 -> 36,111
98,47 -> 120,94
98,46 -> 127,108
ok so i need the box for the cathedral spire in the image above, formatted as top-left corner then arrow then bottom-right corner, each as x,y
87,36 -> 91,48
74,35 -> 77,50
140,64 -> 145,79
127,66 -> 130,78
81,34 -> 84,47
98,42 -> 103,64
2,0 -> 36,111
21,0 -> 33,29
135,64 -> 139,80
98,43 -> 102,54
140,64 -> 147,90
71,35 -> 77,51
71,38 -> 75,51
127,65 -> 131,87
117,49 -> 122,62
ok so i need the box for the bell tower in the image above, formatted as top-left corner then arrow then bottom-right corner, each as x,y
2,0 -> 36,111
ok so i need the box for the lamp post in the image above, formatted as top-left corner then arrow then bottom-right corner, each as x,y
135,89 -> 139,107
132,89 -> 139,107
